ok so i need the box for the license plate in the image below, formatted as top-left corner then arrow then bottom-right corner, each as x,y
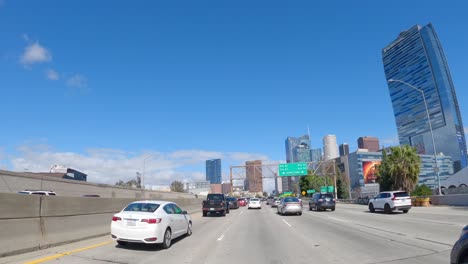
126,220 -> 136,226
210,208 -> 214,211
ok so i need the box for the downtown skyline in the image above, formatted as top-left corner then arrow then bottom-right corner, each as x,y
1,1 -> 468,187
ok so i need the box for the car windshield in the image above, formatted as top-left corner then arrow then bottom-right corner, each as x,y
283,197 -> 299,203
123,203 -> 160,213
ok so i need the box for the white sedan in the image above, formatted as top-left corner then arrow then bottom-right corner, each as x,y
248,198 -> 262,209
111,200 -> 192,249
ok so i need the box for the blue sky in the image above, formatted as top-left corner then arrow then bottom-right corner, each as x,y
1,0 -> 468,188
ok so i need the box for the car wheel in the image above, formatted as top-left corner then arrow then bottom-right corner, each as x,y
117,241 -> 127,246
298,212 -> 302,216
309,205 -> 312,211
402,210 -> 409,213
315,205 -> 318,211
459,251 -> 468,264
384,204 -> 392,214
162,229 -> 172,249
369,203 -> 375,213
203,212 -> 207,217
186,221 -> 192,236
331,207 -> 335,211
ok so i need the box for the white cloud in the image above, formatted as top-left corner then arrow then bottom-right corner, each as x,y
46,69 -> 59,80
20,42 -> 52,65
22,33 -> 29,41
9,146 -> 271,187
66,74 -> 87,89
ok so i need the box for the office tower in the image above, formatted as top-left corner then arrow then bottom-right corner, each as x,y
383,23 -> 467,172
323,135 -> 339,161
205,159 -> 222,184
246,160 -> 263,193
339,143 -> 350,156
284,135 -> 312,192
357,137 -> 380,152
310,148 -> 322,162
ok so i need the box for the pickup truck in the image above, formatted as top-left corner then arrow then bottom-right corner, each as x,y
202,193 -> 230,217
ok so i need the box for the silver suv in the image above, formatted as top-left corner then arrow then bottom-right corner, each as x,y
368,191 -> 411,214
18,190 -> 57,196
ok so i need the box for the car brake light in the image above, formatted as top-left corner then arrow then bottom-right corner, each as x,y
141,218 -> 162,224
112,216 -> 121,221
391,195 -> 396,201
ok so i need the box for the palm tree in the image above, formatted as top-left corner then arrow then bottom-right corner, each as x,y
379,145 -> 420,192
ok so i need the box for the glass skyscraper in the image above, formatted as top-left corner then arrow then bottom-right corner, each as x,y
205,159 -> 222,184
383,23 -> 467,172
284,135 -> 312,192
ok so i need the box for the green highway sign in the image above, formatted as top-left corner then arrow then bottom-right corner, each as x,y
278,162 -> 308,176
306,189 -> 316,194
283,191 -> 293,195
320,186 -> 334,193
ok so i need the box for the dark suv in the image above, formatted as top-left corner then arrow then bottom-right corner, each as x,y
309,193 -> 336,211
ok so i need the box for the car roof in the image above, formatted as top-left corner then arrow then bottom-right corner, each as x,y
129,200 -> 173,205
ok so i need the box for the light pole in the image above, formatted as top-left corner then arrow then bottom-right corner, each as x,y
142,155 -> 153,190
388,79 -> 441,195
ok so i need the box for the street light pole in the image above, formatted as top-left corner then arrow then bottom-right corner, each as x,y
142,155 -> 153,190
388,79 -> 441,195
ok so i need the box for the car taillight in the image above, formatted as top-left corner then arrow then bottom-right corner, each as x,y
391,195 -> 396,201
112,216 -> 121,221
318,199 -> 323,202
141,218 -> 162,224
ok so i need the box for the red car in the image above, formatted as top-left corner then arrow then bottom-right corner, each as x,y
238,198 -> 247,206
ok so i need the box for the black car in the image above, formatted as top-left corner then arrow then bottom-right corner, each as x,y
309,193 -> 336,211
226,197 -> 239,209
451,225 -> 468,264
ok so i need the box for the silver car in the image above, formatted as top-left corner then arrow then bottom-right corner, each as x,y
277,197 -> 302,216
271,198 -> 281,208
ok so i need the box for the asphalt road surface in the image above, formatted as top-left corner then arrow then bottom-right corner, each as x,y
2,203 -> 467,264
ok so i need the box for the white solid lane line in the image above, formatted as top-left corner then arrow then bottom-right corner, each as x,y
282,219 -> 292,227
327,216 -> 350,223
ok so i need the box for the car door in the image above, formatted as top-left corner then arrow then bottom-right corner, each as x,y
374,194 -> 384,209
163,204 -> 181,237
172,204 -> 188,237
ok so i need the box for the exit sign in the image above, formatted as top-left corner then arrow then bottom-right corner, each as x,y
278,162 -> 308,177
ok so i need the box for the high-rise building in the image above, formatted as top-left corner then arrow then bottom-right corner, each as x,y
383,23 -> 468,172
246,160 -> 263,193
205,159 -> 222,184
357,137 -> 379,152
284,135 -> 312,192
310,148 -> 322,162
323,135 -> 339,161
339,143 -> 350,156
285,135 -> 312,163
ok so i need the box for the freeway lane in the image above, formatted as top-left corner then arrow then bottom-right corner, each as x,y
1,203 -> 465,264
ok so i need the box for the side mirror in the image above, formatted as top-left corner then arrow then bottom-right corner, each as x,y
182,211 -> 188,215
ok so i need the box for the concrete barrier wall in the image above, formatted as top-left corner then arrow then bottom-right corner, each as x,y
0,170 -> 204,199
431,194 -> 468,206
0,193 -> 204,257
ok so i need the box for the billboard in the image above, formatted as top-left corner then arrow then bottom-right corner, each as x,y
362,161 -> 380,184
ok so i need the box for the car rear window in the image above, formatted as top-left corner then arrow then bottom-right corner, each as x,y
207,194 -> 224,200
227,197 -> 236,201
320,194 -> 334,199
250,198 -> 259,201
284,197 -> 299,202
394,192 -> 410,198
123,203 -> 160,213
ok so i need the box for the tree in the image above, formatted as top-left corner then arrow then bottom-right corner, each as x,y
377,145 -> 421,193
412,184 -> 433,196
170,180 -> 185,192
115,172 -> 142,188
